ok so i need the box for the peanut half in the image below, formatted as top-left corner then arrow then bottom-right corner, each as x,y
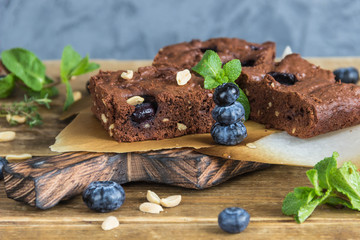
0,131 -> 16,142
126,96 -> 144,106
101,216 -> 119,231
146,190 -> 161,205
160,195 -> 182,208
6,153 -> 32,161
139,202 -> 164,214
176,69 -> 191,85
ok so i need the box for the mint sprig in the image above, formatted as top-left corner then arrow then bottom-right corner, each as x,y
60,45 -> 99,110
192,50 -> 250,120
282,152 -> 360,223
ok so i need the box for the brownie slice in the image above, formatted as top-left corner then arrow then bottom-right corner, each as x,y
153,38 -> 275,71
237,54 -> 360,138
89,66 -> 215,142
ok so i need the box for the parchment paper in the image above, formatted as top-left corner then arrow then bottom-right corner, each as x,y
50,109 -> 278,153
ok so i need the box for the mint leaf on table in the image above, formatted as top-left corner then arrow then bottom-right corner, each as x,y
60,45 -> 99,110
1,48 -> 46,91
192,50 -> 250,120
282,152 -> 360,223
329,161 -> 360,210
0,73 -> 15,98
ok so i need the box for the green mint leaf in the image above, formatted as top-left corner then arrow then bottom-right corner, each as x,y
314,152 -> 338,190
1,48 -> 46,91
223,59 -> 242,82
192,50 -> 222,79
282,192 -> 308,216
60,45 -> 82,82
0,73 -> 15,98
325,196 -> 354,209
306,169 -> 322,196
63,81 -> 74,111
69,55 -> 90,76
82,62 -> 100,74
237,88 -> 250,121
204,76 -> 221,89
296,190 -> 330,223
329,161 -> 360,210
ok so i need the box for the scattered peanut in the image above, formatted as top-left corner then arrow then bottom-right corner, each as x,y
0,131 -> 16,142
6,153 -> 32,161
139,202 -> 163,214
126,96 -> 144,106
6,114 -> 26,124
108,124 -> 115,137
101,216 -> 119,231
121,70 -> 134,80
73,91 -> 82,102
246,143 -> 257,149
160,195 -> 182,208
177,123 -> 187,131
162,118 -> 169,122
101,114 -> 108,123
275,111 -> 280,117
176,69 -> 191,85
146,190 -> 161,205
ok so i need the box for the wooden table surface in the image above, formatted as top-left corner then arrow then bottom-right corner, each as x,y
1,59 -> 360,240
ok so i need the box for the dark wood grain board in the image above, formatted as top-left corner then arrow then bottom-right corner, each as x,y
3,149 -> 268,209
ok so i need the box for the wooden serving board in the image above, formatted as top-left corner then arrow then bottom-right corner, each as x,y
3,149 -> 268,209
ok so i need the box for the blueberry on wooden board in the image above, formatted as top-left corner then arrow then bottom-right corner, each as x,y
218,207 -> 250,234
211,122 -> 247,146
333,67 -> 359,84
82,181 -> 125,213
213,83 -> 240,106
0,157 -> 9,180
212,101 -> 245,125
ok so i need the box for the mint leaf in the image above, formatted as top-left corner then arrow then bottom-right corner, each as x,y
223,59 -> 241,82
60,45 -> 99,110
325,196 -> 353,209
306,169 -> 322,196
60,45 -> 82,82
296,190 -> 330,223
192,50 -> 222,79
0,73 -> 15,98
282,152 -> 360,223
329,161 -> 360,210
63,81 -> 74,111
237,88 -> 250,120
1,48 -> 46,91
204,76 -> 221,89
314,152 -> 338,189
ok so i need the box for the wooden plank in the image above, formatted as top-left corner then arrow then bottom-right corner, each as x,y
1,165 -> 360,239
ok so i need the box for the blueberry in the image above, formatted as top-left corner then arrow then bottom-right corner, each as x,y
211,122 -> 247,146
213,83 -> 240,106
82,181 -> 125,213
333,67 -> 359,84
0,157 -> 9,180
131,101 -> 157,124
212,101 -> 245,125
218,207 -> 250,234
268,72 -> 298,85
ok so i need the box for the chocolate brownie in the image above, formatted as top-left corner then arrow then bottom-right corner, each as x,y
89,66 -> 215,142
153,38 -> 275,71
237,53 -> 360,138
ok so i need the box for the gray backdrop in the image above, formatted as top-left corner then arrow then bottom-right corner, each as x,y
1,0 -> 359,60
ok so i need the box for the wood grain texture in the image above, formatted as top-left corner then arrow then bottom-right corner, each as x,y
2,165 -> 360,239
3,149 -> 268,209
